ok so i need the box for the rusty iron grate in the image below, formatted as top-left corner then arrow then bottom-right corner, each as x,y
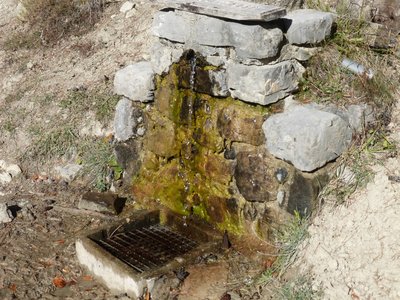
93,224 -> 198,273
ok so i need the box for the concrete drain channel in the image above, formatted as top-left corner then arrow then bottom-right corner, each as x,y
76,210 -> 218,297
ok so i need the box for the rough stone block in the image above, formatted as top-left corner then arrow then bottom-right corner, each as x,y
217,106 -> 265,145
208,69 -> 229,97
153,10 -> 283,60
114,139 -> 142,182
284,9 -> 335,45
226,60 -> 305,105
263,105 -> 352,172
114,98 -> 137,142
234,152 -> 279,202
195,45 -> 229,67
150,39 -> 184,75
78,192 -> 126,215
144,116 -> 179,158
114,62 -> 155,102
306,101 -> 375,134
278,44 -> 319,62
287,170 -> 329,216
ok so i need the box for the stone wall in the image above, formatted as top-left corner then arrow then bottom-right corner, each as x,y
112,7 -> 373,239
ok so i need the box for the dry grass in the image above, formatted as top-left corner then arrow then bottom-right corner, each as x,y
298,9 -> 398,128
257,212 -> 321,299
3,0 -> 106,49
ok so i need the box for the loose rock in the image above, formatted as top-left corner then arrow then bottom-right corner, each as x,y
0,203 -> 13,224
54,164 -> 82,181
0,172 -> 12,185
120,1 -> 135,13
0,160 -> 21,185
78,192 -> 126,215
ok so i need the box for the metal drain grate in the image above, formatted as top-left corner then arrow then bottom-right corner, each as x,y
93,224 -> 198,273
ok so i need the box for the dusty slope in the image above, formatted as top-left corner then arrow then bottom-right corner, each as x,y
0,0 -> 157,163
296,99 -> 400,299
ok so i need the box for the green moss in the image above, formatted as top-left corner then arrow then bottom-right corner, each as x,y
217,214 -> 244,236
192,202 -> 210,222
203,65 -> 219,71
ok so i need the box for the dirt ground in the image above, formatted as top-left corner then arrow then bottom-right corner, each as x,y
1,0 -> 400,299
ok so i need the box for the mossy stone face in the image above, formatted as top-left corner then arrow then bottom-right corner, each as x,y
217,105 -> 267,146
144,112 -> 179,158
133,51 -> 271,235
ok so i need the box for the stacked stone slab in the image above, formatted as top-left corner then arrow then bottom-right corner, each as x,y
113,7 -> 352,172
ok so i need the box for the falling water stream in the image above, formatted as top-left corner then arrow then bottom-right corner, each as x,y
188,52 -> 197,123
181,52 -> 198,211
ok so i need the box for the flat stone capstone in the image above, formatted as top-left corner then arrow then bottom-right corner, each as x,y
158,0 -> 286,21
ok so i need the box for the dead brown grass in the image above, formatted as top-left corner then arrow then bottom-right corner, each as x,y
4,0 -> 106,49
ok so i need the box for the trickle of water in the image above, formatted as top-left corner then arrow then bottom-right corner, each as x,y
187,53 -> 197,123
189,54 -> 197,90
184,179 -> 190,193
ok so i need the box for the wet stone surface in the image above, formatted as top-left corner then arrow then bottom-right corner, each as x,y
234,151 -> 278,203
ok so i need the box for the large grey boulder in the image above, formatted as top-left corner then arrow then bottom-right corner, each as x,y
153,10 -> 283,60
226,60 -> 305,105
114,62 -> 155,102
263,105 -> 352,172
284,9 -> 335,45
